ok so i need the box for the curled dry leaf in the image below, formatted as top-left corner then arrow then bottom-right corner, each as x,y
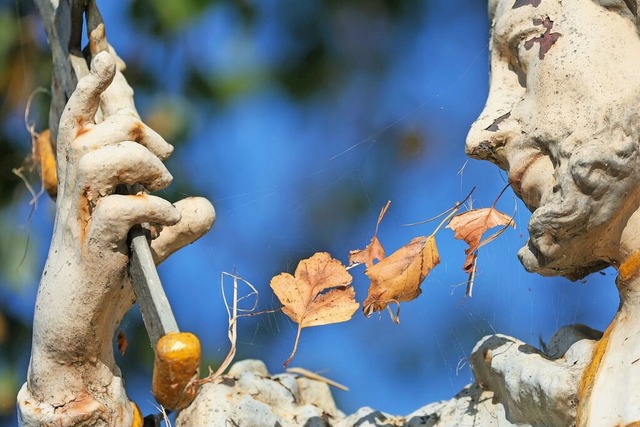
32,129 -> 57,199
349,236 -> 385,270
270,252 -> 359,366
116,330 -> 128,356
447,207 -> 515,273
349,201 -> 390,269
363,235 -> 440,322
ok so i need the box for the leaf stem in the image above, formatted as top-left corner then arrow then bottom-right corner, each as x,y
405,187 -> 476,227
429,188 -> 478,236
477,198 -> 517,250
374,200 -> 391,236
491,181 -> 513,208
284,325 -> 303,368
431,208 -> 458,236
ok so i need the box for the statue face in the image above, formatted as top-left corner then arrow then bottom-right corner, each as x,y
466,0 -> 640,279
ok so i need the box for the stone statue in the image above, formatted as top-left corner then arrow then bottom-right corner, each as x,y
467,0 -> 640,425
20,0 -> 640,425
467,0 -> 640,281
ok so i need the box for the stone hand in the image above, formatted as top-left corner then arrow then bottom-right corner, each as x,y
18,51 -> 214,426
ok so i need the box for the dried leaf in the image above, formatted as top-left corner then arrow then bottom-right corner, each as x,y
447,207 -> 515,274
270,252 -> 359,366
117,330 -> 128,356
349,236 -> 385,270
32,129 -> 57,199
363,235 -> 440,321
349,201 -> 390,269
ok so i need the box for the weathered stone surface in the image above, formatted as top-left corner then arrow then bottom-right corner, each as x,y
406,385 -> 516,427
178,323 -> 599,427
177,360 -> 343,426
471,328 -> 599,426
334,386 -> 517,427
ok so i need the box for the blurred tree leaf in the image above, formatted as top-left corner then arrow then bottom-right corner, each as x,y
129,0 -> 217,35
0,367 -> 17,417
185,68 -> 268,105
142,96 -> 192,143
277,42 -> 334,98
0,10 -> 18,72
0,217 -> 37,291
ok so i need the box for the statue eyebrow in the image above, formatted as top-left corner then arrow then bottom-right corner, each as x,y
493,8 -> 540,50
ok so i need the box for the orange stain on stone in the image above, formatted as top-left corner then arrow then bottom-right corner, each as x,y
619,249 -> 640,283
129,122 -> 144,143
576,316 -> 615,426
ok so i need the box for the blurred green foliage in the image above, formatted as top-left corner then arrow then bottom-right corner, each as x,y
130,0 -> 222,35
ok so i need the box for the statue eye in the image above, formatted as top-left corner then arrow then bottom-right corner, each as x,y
505,25 -> 544,87
508,30 -> 538,72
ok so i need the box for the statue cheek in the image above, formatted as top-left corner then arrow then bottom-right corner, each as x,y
570,156 -> 609,201
570,128 -> 640,202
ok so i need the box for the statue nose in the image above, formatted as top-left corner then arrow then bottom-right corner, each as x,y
465,111 -> 513,166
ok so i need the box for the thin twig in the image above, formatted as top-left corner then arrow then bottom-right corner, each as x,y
284,325 -> 302,368
199,271 -> 261,384
404,187 -> 475,227
374,200 -> 391,236
476,197 -> 517,250
147,401 -> 172,427
286,367 -> 349,391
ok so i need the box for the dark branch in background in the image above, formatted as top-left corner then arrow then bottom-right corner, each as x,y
32,0 -> 84,145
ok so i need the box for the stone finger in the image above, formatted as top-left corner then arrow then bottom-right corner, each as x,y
76,115 -> 173,160
100,69 -> 139,120
58,52 -> 116,144
87,194 -> 181,246
77,142 -> 172,201
151,197 -> 215,265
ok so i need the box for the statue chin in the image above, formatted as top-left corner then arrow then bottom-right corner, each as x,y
518,240 -> 609,281
518,185 -> 612,281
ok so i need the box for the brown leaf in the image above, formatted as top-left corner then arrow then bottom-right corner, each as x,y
349,201 -> 390,269
349,236 -> 385,270
363,235 -> 440,321
270,252 -> 359,365
117,330 -> 128,356
32,129 -> 57,199
447,207 -> 515,274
